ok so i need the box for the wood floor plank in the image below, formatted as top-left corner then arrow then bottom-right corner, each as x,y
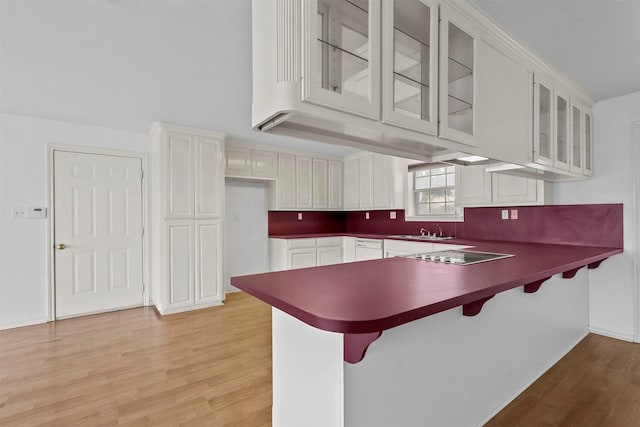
0,292 -> 272,427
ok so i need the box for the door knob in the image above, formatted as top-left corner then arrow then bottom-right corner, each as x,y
56,243 -> 67,250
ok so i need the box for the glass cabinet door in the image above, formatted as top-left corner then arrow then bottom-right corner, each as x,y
583,109 -> 593,176
533,76 -> 553,166
303,0 -> 381,120
570,104 -> 582,173
554,91 -> 570,170
439,5 -> 476,146
381,0 -> 438,135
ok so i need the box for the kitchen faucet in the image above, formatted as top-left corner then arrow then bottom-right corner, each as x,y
433,224 -> 443,237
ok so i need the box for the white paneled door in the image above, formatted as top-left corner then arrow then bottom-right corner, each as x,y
54,151 -> 144,318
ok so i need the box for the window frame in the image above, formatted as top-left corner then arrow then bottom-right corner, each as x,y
405,163 -> 464,222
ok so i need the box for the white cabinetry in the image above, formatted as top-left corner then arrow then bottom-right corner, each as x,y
456,165 -> 550,207
252,0 -> 594,182
151,123 -> 225,315
270,237 -> 343,271
328,160 -> 344,209
344,152 -> 407,210
296,156 -> 313,209
225,145 -> 278,179
532,73 -> 593,179
277,153 -> 297,209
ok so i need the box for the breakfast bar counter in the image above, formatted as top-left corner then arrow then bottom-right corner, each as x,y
231,238 -> 622,427
232,240 -> 621,336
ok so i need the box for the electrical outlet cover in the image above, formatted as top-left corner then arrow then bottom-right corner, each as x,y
501,209 -> 509,220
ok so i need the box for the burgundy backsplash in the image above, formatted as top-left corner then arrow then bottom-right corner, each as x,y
457,204 -> 623,248
269,204 -> 623,248
344,210 -> 458,237
268,211 -> 346,235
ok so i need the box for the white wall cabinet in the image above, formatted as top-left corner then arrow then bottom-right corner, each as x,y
151,123 -> 225,315
252,0 -> 595,182
270,237 -> 343,271
225,145 -> 278,179
344,152 -> 407,210
456,165 -> 550,207
271,153 -> 343,211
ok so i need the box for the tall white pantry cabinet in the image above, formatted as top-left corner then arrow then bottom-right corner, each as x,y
150,123 -> 225,315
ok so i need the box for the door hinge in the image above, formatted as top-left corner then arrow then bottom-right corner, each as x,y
141,226 -> 144,236
142,284 -> 145,294
140,169 -> 144,179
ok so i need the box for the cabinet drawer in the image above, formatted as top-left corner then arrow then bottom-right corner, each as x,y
287,238 -> 317,249
316,237 -> 342,247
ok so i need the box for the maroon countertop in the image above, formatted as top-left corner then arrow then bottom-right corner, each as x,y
231,240 -> 622,334
268,233 -> 472,244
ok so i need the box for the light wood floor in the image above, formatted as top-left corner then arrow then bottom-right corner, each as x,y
0,292 -> 272,426
487,333 -> 640,426
2,293 -> 640,426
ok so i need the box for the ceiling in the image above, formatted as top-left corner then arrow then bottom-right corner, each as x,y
473,0 -> 640,101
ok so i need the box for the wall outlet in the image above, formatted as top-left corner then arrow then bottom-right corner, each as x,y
501,209 -> 509,220
390,211 -> 396,220
297,212 -> 303,220
365,212 -> 370,220
511,209 -> 518,220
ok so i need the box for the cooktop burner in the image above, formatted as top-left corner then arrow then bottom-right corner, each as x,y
401,249 -> 514,265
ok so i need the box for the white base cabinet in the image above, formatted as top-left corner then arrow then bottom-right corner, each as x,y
151,123 -> 225,315
270,237 -> 343,271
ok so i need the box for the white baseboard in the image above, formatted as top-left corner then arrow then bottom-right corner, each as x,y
0,318 -> 49,331
477,330 -> 589,427
589,326 -> 635,342
155,300 -> 224,315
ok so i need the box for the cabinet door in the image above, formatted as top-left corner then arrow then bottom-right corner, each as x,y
554,90 -> 571,170
225,146 -> 251,177
288,248 -> 317,270
344,158 -> 360,210
492,174 -> 539,205
194,220 -> 223,305
328,160 -> 343,209
533,75 -> 554,167
358,155 -> 374,209
317,246 -> 343,266
313,158 -> 328,209
372,154 -> 391,208
569,104 -> 583,173
303,0 -> 381,120
252,149 -> 278,178
194,135 -> 223,219
455,165 -> 491,206
277,154 -> 296,209
166,132 -> 194,218
296,156 -> 313,209
439,5 -> 477,146
382,0 -> 438,135
165,220 -> 194,308
583,108 -> 593,176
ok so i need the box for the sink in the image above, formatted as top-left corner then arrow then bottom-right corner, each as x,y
389,235 -> 454,241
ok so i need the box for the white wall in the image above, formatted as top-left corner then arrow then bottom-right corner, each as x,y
554,91 -> 640,341
224,179 -> 270,293
0,114 -> 148,328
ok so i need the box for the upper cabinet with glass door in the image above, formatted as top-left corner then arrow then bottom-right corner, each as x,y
533,74 -> 554,167
303,0 -> 381,119
582,107 -> 593,176
381,0 -> 438,135
439,5 -> 478,146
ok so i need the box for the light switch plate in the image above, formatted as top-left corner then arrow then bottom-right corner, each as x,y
511,209 -> 518,220
297,212 -> 303,220
365,212 -> 370,220
390,211 -> 396,219
501,209 -> 509,220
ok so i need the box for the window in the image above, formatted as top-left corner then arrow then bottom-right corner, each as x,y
407,164 -> 461,220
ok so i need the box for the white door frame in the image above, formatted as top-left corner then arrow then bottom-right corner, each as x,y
47,144 -> 150,321
632,121 -> 640,343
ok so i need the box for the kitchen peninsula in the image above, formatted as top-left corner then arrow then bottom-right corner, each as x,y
232,206 -> 623,426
